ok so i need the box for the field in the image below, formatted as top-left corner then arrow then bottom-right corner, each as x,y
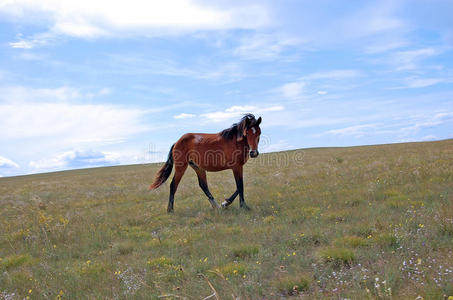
1,140 -> 452,299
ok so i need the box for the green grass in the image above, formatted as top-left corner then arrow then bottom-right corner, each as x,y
1,139 -> 453,298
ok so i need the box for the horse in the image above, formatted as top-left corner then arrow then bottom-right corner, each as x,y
149,114 -> 262,212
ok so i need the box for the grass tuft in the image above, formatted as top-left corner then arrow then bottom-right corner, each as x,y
219,262 -> 248,276
231,244 -> 259,259
318,247 -> 355,266
274,274 -> 310,295
333,236 -> 368,248
0,254 -> 36,270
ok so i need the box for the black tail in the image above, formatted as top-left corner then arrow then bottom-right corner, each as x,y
149,144 -> 174,190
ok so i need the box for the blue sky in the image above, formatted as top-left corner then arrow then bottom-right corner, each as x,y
1,0 -> 453,177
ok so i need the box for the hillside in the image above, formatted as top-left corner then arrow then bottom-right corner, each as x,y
1,140 -> 452,299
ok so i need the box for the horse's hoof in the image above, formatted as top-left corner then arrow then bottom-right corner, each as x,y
167,207 -> 174,213
221,201 -> 229,209
240,204 -> 251,210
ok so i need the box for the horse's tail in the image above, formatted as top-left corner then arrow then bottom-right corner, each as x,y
149,144 -> 175,190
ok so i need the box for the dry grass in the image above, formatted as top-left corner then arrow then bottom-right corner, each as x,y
1,139 -> 453,298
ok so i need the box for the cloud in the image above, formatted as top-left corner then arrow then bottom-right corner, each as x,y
201,105 -> 284,123
0,85 -> 151,147
325,124 -> 377,137
0,101 -> 149,140
8,32 -> 55,49
389,48 -> 438,71
233,33 -> 302,60
281,82 -> 305,99
398,112 -> 453,136
261,140 -> 294,153
1,0 -> 269,43
29,149 -> 120,170
104,54 -> 246,82
320,111 -> 453,139
279,69 -> 361,99
363,39 -> 408,54
174,113 -> 195,119
303,69 -> 361,80
0,155 -> 19,168
390,77 -> 453,89
0,85 -> 81,103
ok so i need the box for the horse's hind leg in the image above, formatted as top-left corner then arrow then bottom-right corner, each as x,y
221,190 -> 238,208
168,163 -> 187,213
190,161 -> 220,209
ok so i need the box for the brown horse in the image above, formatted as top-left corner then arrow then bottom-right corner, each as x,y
149,114 -> 262,212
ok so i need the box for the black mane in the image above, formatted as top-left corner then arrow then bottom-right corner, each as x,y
220,114 -> 257,140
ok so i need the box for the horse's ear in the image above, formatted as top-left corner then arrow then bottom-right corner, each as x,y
256,117 -> 262,126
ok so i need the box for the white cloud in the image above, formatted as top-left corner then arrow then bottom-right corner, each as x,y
201,105 -> 284,122
303,69 -> 361,80
174,113 -> 195,119
98,88 -> 111,96
105,54 -> 246,82
0,85 -> 81,103
261,140 -> 294,153
281,82 -> 305,99
233,34 -> 302,60
1,0 -> 269,43
29,149 -> 121,170
278,69 -> 360,99
0,101 -> 149,140
385,75 -> 453,90
325,124 -> 377,137
397,112 -> 453,136
8,32 -> 54,49
399,77 -> 453,89
390,48 -> 438,71
363,40 -> 408,54
0,155 -> 19,168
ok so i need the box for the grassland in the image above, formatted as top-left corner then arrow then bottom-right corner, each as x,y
1,140 -> 452,299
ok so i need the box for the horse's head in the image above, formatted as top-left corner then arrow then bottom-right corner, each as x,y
242,115 -> 262,158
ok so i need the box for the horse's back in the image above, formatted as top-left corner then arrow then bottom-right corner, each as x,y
174,133 -> 235,171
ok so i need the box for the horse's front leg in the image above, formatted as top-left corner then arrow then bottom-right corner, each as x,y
221,190 -> 238,208
233,166 -> 250,210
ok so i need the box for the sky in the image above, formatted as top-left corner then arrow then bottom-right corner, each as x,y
1,0 -> 453,177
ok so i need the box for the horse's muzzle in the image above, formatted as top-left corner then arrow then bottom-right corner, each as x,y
250,150 -> 259,158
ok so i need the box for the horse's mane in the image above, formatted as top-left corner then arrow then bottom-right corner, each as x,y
220,114 -> 257,140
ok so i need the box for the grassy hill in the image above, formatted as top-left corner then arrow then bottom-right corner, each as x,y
1,140 -> 452,299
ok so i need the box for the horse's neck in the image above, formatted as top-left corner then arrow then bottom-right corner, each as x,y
235,138 -> 249,152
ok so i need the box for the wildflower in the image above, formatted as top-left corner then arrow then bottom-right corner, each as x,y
86,260 -> 91,265
293,252 -> 296,256
29,289 -> 32,294
203,257 -> 208,262
53,244 -> 56,248
418,224 -> 424,228
417,258 -> 422,264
